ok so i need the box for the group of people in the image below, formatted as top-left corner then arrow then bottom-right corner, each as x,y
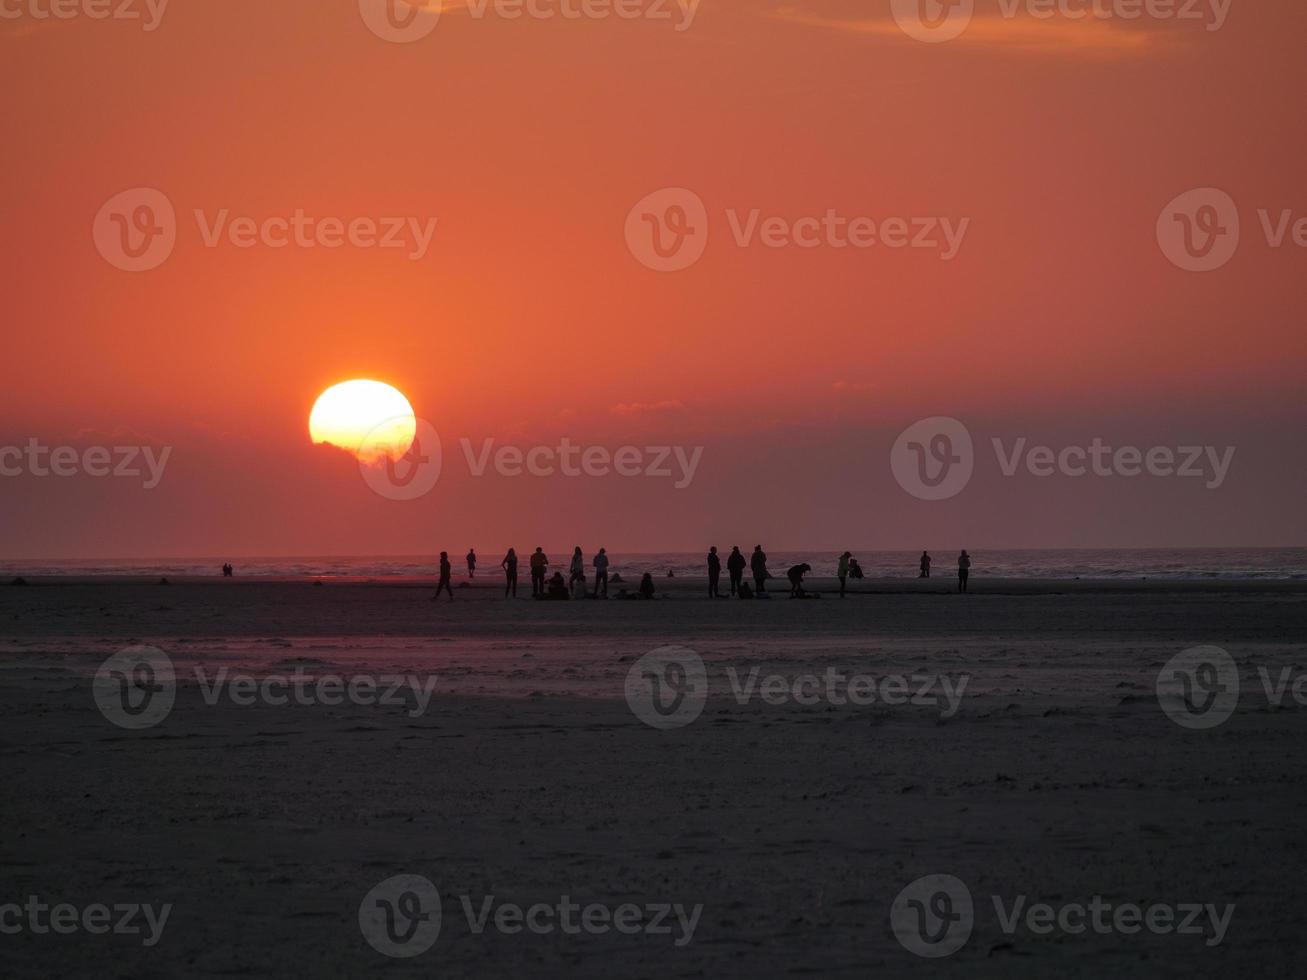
433,547 -> 976,600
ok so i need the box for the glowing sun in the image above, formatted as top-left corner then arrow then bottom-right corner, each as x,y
309,379 -> 416,463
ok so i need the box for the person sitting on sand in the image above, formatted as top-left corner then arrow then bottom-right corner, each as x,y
467,549 -> 477,578
958,550 -> 971,593
501,548 -> 518,598
751,545 -> 769,593
837,552 -> 852,598
727,546 -> 746,596
545,571 -> 570,600
737,580 -> 754,600
530,547 -> 549,597
707,546 -> 722,598
920,551 -> 931,578
569,547 -> 586,598
787,562 -> 811,597
593,547 -> 609,597
638,572 -> 656,599
848,557 -> 864,579
433,551 -> 454,601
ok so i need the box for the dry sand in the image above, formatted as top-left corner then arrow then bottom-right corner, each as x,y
1,576 -> 1305,978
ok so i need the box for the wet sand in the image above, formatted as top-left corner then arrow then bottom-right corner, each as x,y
1,578 -> 1305,977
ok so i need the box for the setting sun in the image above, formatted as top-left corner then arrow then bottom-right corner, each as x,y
308,379 -> 416,464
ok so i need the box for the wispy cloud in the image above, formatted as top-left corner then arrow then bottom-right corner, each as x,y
610,400 -> 687,418
767,3 -> 1189,57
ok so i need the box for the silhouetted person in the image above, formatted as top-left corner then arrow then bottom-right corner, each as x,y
467,549 -> 477,578
837,552 -> 852,598
569,547 -> 586,598
751,545 -> 769,593
638,572 -> 656,599
530,547 -> 548,597
726,546 -> 745,596
707,546 -> 722,597
501,548 -> 518,598
738,580 -> 754,599
433,551 -> 453,601
593,547 -> 609,597
546,571 -> 569,600
787,562 -> 811,597
958,550 -> 971,593
848,557 -> 864,580
920,551 -> 932,578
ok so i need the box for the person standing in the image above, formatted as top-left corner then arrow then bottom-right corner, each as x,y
707,546 -> 722,598
501,548 -> 518,598
726,546 -> 746,596
569,546 -> 586,598
466,549 -> 477,578
837,551 -> 852,598
751,545 -> 769,593
432,551 -> 454,601
920,551 -> 931,578
530,547 -> 549,597
592,547 -> 609,597
958,550 -> 971,593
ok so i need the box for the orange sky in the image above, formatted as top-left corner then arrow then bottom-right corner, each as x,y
2,0 -> 1305,556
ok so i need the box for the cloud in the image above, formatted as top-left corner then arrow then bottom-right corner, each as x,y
767,2 -> 1191,57
610,399 -> 687,417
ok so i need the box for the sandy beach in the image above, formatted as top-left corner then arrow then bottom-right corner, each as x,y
1,576 -> 1304,977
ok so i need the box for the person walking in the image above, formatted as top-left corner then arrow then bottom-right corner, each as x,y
501,548 -> 518,598
530,547 -> 549,597
750,545 -> 769,593
592,547 -> 609,597
958,550 -> 972,593
569,546 -> 586,598
837,551 -> 852,598
466,549 -> 477,578
432,551 -> 454,601
726,546 -> 745,596
707,546 -> 722,598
